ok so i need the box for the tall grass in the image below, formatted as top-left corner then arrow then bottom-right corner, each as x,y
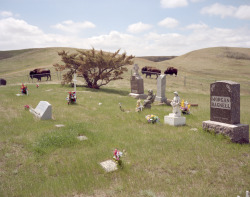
0,84 -> 249,197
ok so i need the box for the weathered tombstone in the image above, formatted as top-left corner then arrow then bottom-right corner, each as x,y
100,160 -> 118,172
203,81 -> 249,143
155,74 -> 167,103
164,91 -> 186,126
30,101 -> 52,120
129,64 -> 147,99
0,78 -> 7,86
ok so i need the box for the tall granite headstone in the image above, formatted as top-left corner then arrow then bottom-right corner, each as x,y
203,81 -> 249,143
155,74 -> 167,103
129,64 -> 147,99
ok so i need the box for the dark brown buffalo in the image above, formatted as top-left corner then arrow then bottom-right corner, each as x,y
0,78 -> 7,86
30,68 -> 51,81
141,66 -> 161,79
164,67 -> 178,76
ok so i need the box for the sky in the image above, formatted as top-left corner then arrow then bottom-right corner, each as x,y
0,0 -> 250,56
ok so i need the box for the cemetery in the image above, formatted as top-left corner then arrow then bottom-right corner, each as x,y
0,47 -> 249,197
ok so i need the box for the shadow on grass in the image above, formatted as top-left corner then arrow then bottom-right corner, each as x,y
68,84 -> 130,96
88,87 -> 130,96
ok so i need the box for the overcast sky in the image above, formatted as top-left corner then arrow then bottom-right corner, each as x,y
1,0 -> 250,56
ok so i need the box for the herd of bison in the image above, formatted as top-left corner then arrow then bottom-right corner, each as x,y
142,66 -> 178,78
0,66 -> 178,85
28,66 -> 177,81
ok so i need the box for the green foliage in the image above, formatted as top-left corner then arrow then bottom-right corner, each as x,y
53,48 -> 134,88
33,130 -> 79,155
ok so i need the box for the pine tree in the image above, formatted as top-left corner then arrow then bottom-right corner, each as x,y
53,48 -> 134,89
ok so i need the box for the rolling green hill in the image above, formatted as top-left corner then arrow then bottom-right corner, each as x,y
0,46 -> 250,94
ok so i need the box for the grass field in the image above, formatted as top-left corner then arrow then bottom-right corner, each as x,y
0,47 -> 250,197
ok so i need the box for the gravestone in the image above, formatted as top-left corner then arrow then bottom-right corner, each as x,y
164,91 -> 186,126
129,64 -> 147,99
100,160 -> 118,172
203,81 -> 249,143
30,101 -> 52,120
155,74 -> 167,103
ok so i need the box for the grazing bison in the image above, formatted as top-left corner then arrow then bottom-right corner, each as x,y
30,68 -> 51,81
164,67 -> 178,76
141,66 -> 161,79
0,78 -> 7,86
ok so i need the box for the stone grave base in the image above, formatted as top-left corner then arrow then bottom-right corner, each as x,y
155,96 -> 167,103
203,120 -> 249,143
129,93 -> 147,99
164,113 -> 186,126
100,160 -> 118,172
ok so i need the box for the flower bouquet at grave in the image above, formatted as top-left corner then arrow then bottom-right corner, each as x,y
135,99 -> 143,112
145,114 -> 159,124
24,105 -> 30,110
180,99 -> 190,114
66,91 -> 77,105
113,149 -> 123,166
21,84 -> 28,95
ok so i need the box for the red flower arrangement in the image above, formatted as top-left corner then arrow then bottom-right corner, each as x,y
24,105 -> 30,110
21,84 -> 28,95
66,91 -> 77,105
113,149 -> 123,165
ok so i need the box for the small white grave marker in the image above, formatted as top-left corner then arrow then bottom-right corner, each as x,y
100,160 -> 118,172
77,135 -> 88,141
30,101 -> 52,120
55,124 -> 65,128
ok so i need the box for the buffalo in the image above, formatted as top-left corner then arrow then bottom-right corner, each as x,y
0,78 -> 7,86
30,68 -> 51,81
164,67 -> 178,76
141,66 -> 161,79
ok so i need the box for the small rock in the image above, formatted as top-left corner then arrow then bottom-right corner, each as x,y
77,135 -> 88,141
190,128 -> 198,131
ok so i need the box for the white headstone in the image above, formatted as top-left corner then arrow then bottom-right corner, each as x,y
164,92 -> 186,126
30,101 -> 52,120
155,74 -> 167,103
133,64 -> 140,76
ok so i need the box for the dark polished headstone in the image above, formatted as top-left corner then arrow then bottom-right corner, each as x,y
203,80 -> 249,143
210,81 -> 240,124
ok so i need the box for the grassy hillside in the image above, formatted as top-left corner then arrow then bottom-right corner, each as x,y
1,47 -> 249,94
0,47 -> 249,196
0,84 -> 249,197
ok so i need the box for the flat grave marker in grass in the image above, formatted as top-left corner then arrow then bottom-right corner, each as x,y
77,135 -> 88,141
55,124 -> 65,128
203,80 -> 249,143
100,160 -> 118,173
